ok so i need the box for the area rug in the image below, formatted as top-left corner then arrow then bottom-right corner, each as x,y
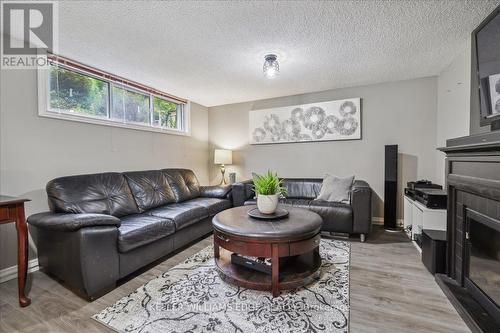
93,238 -> 350,333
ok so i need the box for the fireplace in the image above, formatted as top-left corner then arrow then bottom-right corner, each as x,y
465,209 -> 500,325
438,138 -> 500,332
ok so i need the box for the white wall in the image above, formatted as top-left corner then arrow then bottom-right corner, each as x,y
208,77 -> 439,220
0,68 -> 210,270
435,43 -> 471,184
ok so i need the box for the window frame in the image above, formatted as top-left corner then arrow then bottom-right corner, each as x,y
110,82 -> 152,126
47,63 -> 112,120
151,94 -> 184,130
38,55 -> 191,136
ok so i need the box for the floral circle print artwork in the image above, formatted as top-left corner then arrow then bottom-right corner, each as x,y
263,114 -> 281,134
252,128 -> 266,142
303,107 -> 326,129
281,119 -> 302,141
323,115 -> 340,134
337,116 -> 359,135
339,101 -> 357,117
291,107 -> 305,122
311,124 -> 326,139
249,98 -> 361,144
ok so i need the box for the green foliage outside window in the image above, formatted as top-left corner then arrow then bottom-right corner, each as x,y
154,97 -> 178,129
48,64 -> 182,130
49,66 -> 108,117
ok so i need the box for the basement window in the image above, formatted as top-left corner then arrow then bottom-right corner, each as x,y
111,86 -> 150,125
38,54 -> 190,135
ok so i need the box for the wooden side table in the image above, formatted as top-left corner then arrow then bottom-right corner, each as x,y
0,195 -> 31,307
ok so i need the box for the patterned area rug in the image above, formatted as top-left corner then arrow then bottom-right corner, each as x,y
93,239 -> 350,333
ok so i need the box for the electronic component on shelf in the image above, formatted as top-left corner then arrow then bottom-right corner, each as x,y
414,188 -> 447,209
405,180 -> 443,199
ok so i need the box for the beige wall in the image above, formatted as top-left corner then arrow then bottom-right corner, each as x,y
435,44 -> 471,185
0,60 -> 473,273
0,68 -> 210,270
208,77 -> 439,220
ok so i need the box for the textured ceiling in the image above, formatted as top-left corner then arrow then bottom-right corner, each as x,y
56,0 -> 500,106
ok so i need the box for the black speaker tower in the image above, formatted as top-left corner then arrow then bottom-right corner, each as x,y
384,145 -> 399,231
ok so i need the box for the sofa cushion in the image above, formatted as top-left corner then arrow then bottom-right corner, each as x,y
279,198 -> 311,208
316,174 -> 354,202
282,179 -> 322,199
309,200 -> 353,232
199,185 -> 232,199
162,169 -> 200,202
123,170 -> 176,212
244,198 -> 311,208
243,198 -> 353,232
146,203 -> 208,230
184,197 -> 232,216
244,199 -> 256,206
47,172 -> 139,217
118,214 -> 175,252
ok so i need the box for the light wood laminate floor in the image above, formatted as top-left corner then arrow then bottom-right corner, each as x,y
0,226 -> 469,332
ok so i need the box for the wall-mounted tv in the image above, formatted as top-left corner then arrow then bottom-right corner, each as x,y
474,6 -> 500,130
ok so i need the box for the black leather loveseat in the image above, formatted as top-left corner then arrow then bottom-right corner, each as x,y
232,178 -> 372,242
27,169 -> 231,299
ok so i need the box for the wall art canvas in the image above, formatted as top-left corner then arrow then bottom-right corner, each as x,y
488,73 -> 500,115
249,98 -> 361,144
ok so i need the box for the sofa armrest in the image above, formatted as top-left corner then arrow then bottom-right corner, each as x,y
231,180 -> 254,206
27,212 -> 120,232
350,180 -> 372,234
199,185 -> 232,199
31,225 -> 119,299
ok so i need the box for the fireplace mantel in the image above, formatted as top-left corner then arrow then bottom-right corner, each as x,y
438,137 -> 500,333
439,130 -> 500,154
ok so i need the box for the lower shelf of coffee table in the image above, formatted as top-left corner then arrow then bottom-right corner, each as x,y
215,248 -> 321,292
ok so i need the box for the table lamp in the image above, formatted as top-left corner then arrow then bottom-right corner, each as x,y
214,149 -> 232,185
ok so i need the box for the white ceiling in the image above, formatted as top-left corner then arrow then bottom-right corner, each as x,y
56,0 -> 500,107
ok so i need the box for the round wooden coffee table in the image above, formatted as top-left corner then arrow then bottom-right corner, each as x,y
212,205 -> 322,297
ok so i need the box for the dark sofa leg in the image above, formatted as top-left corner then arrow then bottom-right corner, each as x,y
360,234 -> 366,242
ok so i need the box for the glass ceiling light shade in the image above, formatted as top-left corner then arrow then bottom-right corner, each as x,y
263,54 -> 279,79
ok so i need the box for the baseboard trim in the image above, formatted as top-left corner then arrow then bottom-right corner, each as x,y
0,259 -> 39,284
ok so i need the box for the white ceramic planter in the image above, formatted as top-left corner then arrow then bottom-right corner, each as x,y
257,194 -> 279,214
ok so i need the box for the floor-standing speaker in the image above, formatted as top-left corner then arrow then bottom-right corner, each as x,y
384,145 -> 398,230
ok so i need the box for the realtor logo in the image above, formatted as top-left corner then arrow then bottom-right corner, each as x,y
1,1 -> 58,68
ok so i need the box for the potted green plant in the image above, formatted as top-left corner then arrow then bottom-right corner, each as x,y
252,171 -> 287,214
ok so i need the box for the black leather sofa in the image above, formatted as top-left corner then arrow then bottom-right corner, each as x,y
232,178 -> 372,242
27,169 -> 231,300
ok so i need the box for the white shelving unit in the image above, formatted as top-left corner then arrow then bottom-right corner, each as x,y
403,195 -> 447,251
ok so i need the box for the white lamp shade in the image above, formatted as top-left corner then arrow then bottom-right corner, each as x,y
214,149 -> 232,165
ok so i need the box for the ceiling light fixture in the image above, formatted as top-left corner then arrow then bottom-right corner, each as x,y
263,54 -> 279,79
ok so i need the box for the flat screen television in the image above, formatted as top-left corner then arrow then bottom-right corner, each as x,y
474,6 -> 500,130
